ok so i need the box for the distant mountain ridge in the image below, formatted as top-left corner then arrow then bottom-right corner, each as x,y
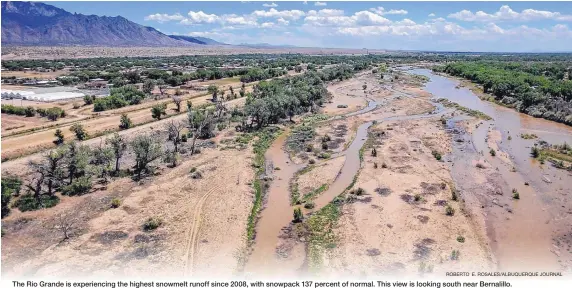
1,1 -> 221,47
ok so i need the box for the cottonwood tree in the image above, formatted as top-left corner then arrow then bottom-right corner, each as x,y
64,142 -> 91,185
166,120 -> 185,152
106,133 -> 127,174
229,86 -> 235,99
26,148 -> 66,202
156,79 -> 167,98
91,140 -> 115,181
143,79 -> 155,95
187,108 -> 214,155
131,133 -> 163,179
172,96 -> 182,112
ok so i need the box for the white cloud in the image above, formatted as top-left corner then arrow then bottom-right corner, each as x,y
263,3 -> 278,8
184,11 -> 220,24
144,13 -> 185,22
222,14 -> 258,27
252,8 -> 306,21
428,13 -> 436,17
304,10 -> 390,27
277,18 -> 290,25
315,2 -> 327,7
369,7 -> 408,16
303,1 -> 308,5
261,22 -> 275,28
448,5 -> 572,22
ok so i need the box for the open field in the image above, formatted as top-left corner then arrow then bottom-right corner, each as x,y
1,46 -> 385,60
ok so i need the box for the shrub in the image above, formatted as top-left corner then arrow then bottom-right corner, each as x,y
54,129 -> 65,145
293,207 -> 303,223
151,103 -> 167,120
451,189 -> 458,201
84,95 -> 94,105
181,134 -> 188,142
73,102 -> 81,109
304,202 -> 315,209
531,147 -> 540,158
190,167 -> 197,173
445,205 -> 455,216
457,235 -> 465,243
382,162 -> 388,168
414,194 -> 422,202
14,194 -> 60,212
61,176 -> 92,196
476,162 -> 486,169
371,147 -> 377,157
70,123 -> 88,141
318,152 -> 331,159
119,114 -> 132,130
142,217 -> 163,231
24,106 -> 36,117
321,142 -> 328,150
337,104 -> 348,108
308,159 -> 316,164
355,187 -> 365,196
451,250 -> 460,260
111,198 -> 121,208
507,135 -> 512,141
432,150 -> 442,161
489,149 -> 496,157
512,188 -> 520,200
46,107 -> 66,121
374,162 -> 378,169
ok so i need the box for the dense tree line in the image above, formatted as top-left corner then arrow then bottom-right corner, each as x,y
93,85 -> 146,112
435,61 -> 572,125
242,63 -> 370,129
1,104 -> 66,121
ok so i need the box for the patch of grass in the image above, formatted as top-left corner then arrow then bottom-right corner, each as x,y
431,150 -> 442,161
307,202 -> 341,272
304,201 -> 316,209
287,125 -> 315,153
436,98 -> 492,120
14,194 -> 60,212
110,198 -> 121,208
512,188 -> 520,200
445,204 -> 455,216
520,133 -> 538,140
450,250 -> 460,260
142,217 -> 162,231
302,184 -> 329,203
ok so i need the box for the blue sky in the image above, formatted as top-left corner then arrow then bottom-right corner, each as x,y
50,1 -> 572,52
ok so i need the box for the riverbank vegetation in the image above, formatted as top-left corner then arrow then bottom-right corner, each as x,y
434,61 -> 572,125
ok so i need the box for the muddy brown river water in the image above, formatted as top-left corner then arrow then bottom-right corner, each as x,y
409,69 -> 572,272
246,69 -> 571,276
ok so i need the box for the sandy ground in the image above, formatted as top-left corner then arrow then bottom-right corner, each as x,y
1,136 -> 255,278
297,156 -> 346,201
323,118 -> 493,276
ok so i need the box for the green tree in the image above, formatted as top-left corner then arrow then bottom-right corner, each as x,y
143,79 -> 155,94
70,123 -> 88,141
119,114 -> 132,130
106,133 -> 128,173
131,134 -> 163,179
151,103 -> 167,120
208,84 -> 219,102
54,129 -> 65,145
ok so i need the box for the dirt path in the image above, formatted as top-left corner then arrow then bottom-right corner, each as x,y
183,178 -> 221,276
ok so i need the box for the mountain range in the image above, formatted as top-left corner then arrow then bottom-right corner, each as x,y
1,1 -> 225,47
